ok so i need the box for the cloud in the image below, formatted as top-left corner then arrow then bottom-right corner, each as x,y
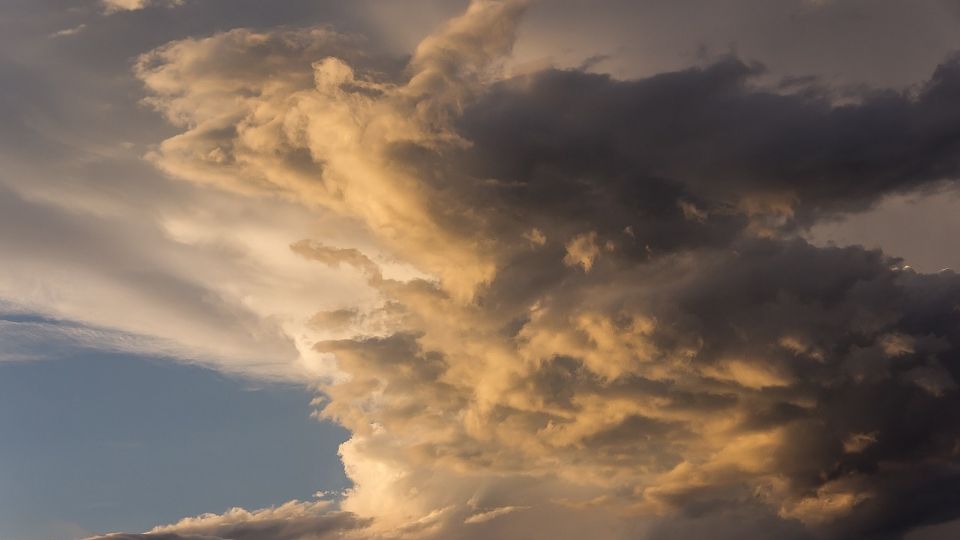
74,0 -> 960,538
49,24 -> 87,38
563,231 -> 602,271
87,500 -> 368,540
101,0 -> 184,14
457,56 -> 960,237
134,1 -> 527,300
463,505 -> 530,524
291,240 -> 383,283
0,312 -> 201,363
0,177 -> 385,380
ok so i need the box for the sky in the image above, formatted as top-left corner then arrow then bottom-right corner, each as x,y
4,0 -> 960,539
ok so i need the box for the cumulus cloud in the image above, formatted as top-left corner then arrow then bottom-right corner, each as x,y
83,0 -> 960,538
134,0 -> 526,299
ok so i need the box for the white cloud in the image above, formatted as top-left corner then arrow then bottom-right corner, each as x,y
101,0 -> 184,14
463,505 -> 530,524
49,24 -> 87,38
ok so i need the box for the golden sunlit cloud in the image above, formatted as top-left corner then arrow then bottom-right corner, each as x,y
32,0 -> 960,539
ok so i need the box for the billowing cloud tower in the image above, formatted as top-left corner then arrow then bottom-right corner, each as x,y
84,1 -> 960,539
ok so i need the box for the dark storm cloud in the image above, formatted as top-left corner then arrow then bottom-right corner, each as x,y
441,232 -> 960,538
336,51 -> 960,538
633,241 -> 960,539
455,55 -> 960,242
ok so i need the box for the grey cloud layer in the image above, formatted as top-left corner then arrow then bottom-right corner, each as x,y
459,57 -> 960,231
64,0 -> 960,539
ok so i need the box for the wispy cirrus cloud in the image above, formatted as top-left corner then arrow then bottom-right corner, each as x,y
89,499 -> 367,540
